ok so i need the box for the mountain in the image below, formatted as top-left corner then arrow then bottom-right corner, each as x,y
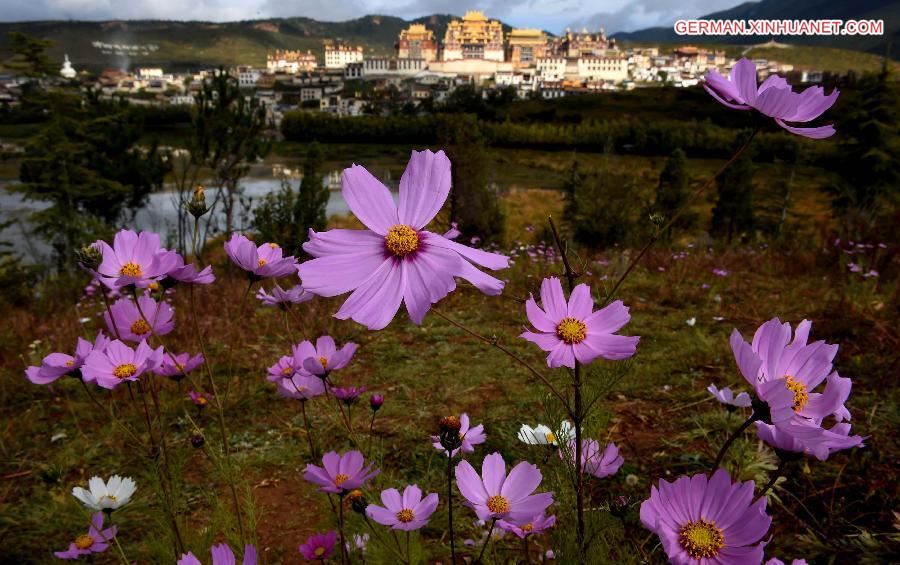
0,14 -> 482,72
613,0 -> 900,60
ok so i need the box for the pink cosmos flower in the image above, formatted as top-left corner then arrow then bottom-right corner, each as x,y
331,385 -> 366,404
54,512 -> 117,559
455,452 -> 554,523
731,318 -> 864,457
303,450 -> 379,494
25,333 -> 109,385
104,295 -> 174,343
431,413 -> 486,457
522,277 -> 639,368
712,268 -> 729,277
707,384 -> 752,408
365,485 -> 439,531
81,339 -> 163,389
177,543 -> 257,565
224,234 -> 297,279
267,354 -> 297,384
755,419 -> 864,462
704,57 -> 838,139
564,439 -> 624,479
497,512 -> 556,538
256,284 -> 313,307
155,352 -> 204,380
299,531 -> 337,561
297,149 -> 509,330
640,468 -> 771,564
276,373 -> 326,401
187,389 -> 213,408
95,230 -> 181,289
294,336 -> 357,378
167,260 -> 215,285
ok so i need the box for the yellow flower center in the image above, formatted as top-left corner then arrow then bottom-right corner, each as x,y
197,397 -> 207,405
131,319 -> 151,335
65,360 -> 74,367
113,364 -> 137,379
147,282 -> 160,291
385,224 -> 419,257
120,262 -> 143,277
521,523 -> 534,532
545,432 -> 556,443
486,494 -> 510,514
396,508 -> 415,523
334,473 -> 350,488
74,535 -> 94,550
318,356 -> 328,369
556,317 -> 587,344
100,494 -> 118,504
679,519 -> 725,559
257,258 -> 267,267
281,366 -> 293,375
784,376 -> 809,412
314,546 -> 325,557
268,243 -> 279,248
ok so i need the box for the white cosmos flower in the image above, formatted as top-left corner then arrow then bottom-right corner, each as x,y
518,421 -> 575,446
72,475 -> 136,511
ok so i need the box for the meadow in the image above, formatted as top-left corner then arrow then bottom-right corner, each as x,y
1,163 -> 896,563
1,56 -> 897,564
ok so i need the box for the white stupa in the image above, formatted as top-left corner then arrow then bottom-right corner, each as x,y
60,54 -> 76,79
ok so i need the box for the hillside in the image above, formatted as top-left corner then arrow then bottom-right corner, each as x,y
614,0 -> 900,60
0,15 -> 472,71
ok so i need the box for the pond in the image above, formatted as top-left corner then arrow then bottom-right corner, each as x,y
0,147 -> 566,263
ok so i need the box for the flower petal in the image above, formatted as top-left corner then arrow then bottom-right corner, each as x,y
341,164 -> 399,235
398,149 -> 452,230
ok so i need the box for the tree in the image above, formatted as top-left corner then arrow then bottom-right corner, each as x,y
16,92 -> 168,268
710,154 -> 756,244
294,142 -> 328,246
436,114 -> 505,243
194,69 -> 270,234
831,58 -> 899,223
562,162 -> 645,250
253,142 -> 328,257
4,32 -> 56,78
647,148 -> 695,240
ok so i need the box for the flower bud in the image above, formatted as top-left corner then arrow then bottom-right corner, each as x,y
369,394 -> 384,411
187,185 -> 209,219
346,489 -> 367,514
190,434 -> 205,448
75,243 -> 103,270
438,416 -> 463,453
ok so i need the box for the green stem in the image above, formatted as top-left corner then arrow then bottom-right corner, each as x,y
475,519 -> 496,564
712,411 -> 759,470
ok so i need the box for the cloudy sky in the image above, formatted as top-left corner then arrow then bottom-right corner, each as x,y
1,0 -> 741,34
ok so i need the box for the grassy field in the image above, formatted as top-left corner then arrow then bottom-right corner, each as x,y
0,150 -> 896,563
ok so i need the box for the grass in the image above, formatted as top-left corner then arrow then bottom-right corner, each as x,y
0,151 -> 897,563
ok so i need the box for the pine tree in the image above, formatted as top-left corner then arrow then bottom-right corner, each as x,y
294,142 -> 329,249
649,148 -> 695,240
436,114 -> 505,243
710,154 -> 756,244
832,57 -> 899,216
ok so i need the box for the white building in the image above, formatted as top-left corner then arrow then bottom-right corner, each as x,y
137,68 -> 164,79
363,58 -> 426,77
575,56 -> 628,82
536,58 -> 567,82
237,67 -> 262,88
60,54 -> 76,79
324,42 -> 364,69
